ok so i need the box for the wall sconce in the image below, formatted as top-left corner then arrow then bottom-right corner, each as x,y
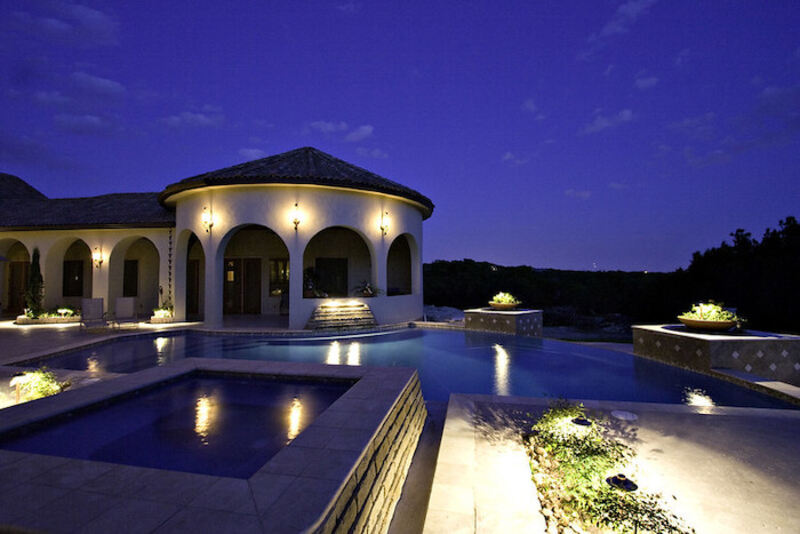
379,211 -> 390,236
92,248 -> 103,269
292,202 -> 302,231
201,206 -> 214,233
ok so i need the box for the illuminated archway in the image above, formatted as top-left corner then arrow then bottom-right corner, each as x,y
303,226 -> 373,298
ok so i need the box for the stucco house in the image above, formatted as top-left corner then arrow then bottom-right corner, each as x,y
0,147 -> 434,329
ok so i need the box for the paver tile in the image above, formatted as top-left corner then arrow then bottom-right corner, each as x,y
81,497 -> 179,534
154,507 -> 264,534
188,477 -> 257,515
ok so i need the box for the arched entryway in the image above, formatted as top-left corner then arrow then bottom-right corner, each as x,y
387,234 -> 413,296
303,227 -> 373,298
0,239 -> 30,316
185,232 -> 205,320
220,225 -> 289,315
108,237 -> 160,317
60,239 -> 93,309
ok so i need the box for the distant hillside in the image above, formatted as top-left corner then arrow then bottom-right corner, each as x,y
424,216 -> 799,334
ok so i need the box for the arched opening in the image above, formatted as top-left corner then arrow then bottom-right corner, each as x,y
186,233 -> 205,320
108,237 -> 160,318
61,239 -> 92,308
303,227 -> 373,298
0,239 -> 31,316
221,225 -> 289,315
387,234 -> 412,296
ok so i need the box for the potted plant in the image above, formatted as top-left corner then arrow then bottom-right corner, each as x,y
678,302 -> 742,331
352,281 -> 382,297
489,291 -> 521,310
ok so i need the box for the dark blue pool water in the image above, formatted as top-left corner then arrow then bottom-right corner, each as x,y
0,375 -> 350,478
30,328 -> 793,408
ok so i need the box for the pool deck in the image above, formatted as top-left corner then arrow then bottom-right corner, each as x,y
425,394 -> 800,534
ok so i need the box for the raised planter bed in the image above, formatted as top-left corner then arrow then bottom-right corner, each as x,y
14,315 -> 81,325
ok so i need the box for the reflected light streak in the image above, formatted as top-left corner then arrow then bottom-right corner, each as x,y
154,337 -> 169,365
347,342 -> 361,366
493,344 -> 510,396
326,341 -> 341,365
683,388 -> 715,413
194,394 -> 218,445
87,356 -> 101,376
287,397 -> 303,442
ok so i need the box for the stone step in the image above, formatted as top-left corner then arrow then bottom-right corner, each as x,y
306,301 -> 378,330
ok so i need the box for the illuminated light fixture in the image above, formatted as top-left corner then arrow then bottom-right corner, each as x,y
606,473 -> 638,492
379,210 -> 390,236
292,202 -> 302,231
201,206 -> 214,233
287,397 -> 303,441
91,248 -> 103,269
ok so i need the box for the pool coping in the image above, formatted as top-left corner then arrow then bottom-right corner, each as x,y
0,358 -> 421,533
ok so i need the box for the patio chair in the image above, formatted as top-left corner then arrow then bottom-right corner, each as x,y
79,298 -> 107,329
111,297 -> 139,329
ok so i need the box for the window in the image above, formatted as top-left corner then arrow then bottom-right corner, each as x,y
269,258 -> 289,296
63,260 -> 84,297
123,260 -> 138,297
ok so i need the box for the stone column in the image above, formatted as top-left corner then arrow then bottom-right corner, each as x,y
203,232 -> 222,327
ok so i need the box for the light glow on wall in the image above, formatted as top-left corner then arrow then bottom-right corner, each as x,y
201,206 -> 216,233
91,248 -> 104,269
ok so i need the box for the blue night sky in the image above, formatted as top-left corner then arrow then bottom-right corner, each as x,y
1,1 -> 798,272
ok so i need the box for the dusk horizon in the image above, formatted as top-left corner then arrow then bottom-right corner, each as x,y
2,1 -> 798,272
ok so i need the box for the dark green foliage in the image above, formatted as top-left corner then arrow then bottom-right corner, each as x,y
24,247 -> 44,318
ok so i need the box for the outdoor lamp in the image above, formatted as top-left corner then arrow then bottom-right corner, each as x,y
379,210 -> 390,236
201,206 -> 214,233
292,202 -> 302,231
92,248 -> 103,269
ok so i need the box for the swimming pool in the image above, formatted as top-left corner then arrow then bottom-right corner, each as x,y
29,328 -> 792,408
0,374 -> 350,478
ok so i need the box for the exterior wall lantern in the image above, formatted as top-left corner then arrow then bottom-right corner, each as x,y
292,202 -> 302,231
92,248 -> 104,269
201,206 -> 215,233
379,211 -> 390,236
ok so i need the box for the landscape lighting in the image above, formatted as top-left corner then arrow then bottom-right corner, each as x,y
91,248 -> 103,269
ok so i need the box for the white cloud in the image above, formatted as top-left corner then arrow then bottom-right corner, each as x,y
581,109 -> 633,134
34,90 -> 71,105
501,152 -> 528,166
54,113 -> 111,134
337,2 -> 359,13
522,99 -> 537,113
310,120 -> 348,133
635,76 -> 658,89
356,147 -> 388,159
161,110 -> 224,128
565,189 -> 592,199
674,48 -> 690,67
604,64 -> 614,77
14,2 -> 118,46
579,0 -> 658,60
345,124 -> 374,142
669,112 -> 716,140
238,148 -> 267,160
72,71 -> 125,96
608,181 -> 629,190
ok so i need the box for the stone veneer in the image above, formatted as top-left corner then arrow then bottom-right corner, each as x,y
633,324 -> 800,387
464,308 -> 543,337
0,358 -> 426,533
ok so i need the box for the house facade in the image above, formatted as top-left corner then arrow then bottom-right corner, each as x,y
0,147 -> 434,329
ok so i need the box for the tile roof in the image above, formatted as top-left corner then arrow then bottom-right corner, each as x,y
0,173 -> 47,200
159,146 -> 434,218
0,193 -> 174,230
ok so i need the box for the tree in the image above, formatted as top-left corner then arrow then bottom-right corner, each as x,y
24,248 -> 44,317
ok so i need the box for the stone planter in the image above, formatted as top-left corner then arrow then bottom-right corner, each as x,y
14,315 -> 81,325
149,316 -> 175,324
678,317 -> 736,331
488,302 -> 519,311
